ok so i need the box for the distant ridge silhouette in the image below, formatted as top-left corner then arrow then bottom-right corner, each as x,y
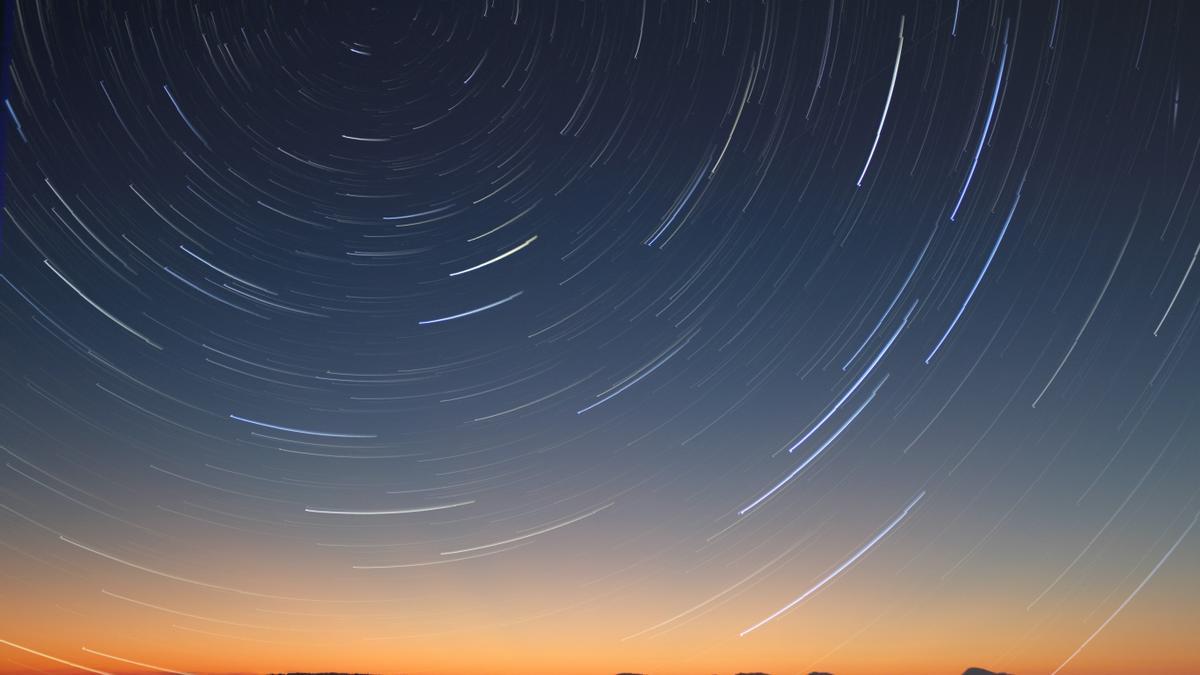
963,668 -> 1012,675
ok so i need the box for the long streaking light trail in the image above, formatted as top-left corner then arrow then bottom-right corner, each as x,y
449,236 -> 538,276
440,502 -> 614,556
229,414 -> 377,439
785,300 -> 916,454
418,291 -> 523,325
1051,511 -> 1199,675
740,491 -> 926,636
949,27 -> 1009,222
856,16 -> 905,187
926,180 -> 1022,364
305,500 -> 475,515
740,375 -> 888,515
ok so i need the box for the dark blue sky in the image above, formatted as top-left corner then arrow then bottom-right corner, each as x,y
2,2 -> 1199,674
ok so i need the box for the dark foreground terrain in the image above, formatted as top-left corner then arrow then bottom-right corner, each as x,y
274,662 -> 1012,667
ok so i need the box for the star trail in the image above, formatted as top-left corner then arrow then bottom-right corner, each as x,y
2,2 -> 1199,674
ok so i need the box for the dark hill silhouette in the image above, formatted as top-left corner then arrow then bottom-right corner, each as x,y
963,668 -> 1012,675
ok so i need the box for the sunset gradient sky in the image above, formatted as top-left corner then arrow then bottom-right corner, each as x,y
2,1 -> 1199,674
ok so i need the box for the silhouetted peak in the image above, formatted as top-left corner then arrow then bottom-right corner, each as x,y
963,668 -> 1012,675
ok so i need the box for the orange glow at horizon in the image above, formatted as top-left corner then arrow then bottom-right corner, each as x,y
3,525 -> 1197,675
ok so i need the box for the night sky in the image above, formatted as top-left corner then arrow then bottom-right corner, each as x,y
2,1 -> 1199,674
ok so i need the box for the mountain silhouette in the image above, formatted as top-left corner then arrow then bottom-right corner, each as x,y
963,668 -> 1012,675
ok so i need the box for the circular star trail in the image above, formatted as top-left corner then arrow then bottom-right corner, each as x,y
2,2 -> 1199,674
